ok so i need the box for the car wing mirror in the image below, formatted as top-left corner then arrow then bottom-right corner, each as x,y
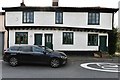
43,51 -> 46,54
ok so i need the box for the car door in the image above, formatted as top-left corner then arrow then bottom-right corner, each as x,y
19,46 -> 34,63
32,46 -> 50,64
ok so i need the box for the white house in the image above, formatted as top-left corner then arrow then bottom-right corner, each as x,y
2,1 -> 118,54
118,1 -> 120,32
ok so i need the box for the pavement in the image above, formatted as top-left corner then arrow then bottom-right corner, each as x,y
67,55 -> 119,62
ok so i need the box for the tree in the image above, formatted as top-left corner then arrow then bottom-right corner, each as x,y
108,28 -> 117,55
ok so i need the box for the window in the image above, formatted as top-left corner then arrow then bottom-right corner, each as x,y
63,32 -> 73,44
23,11 -> 34,23
15,32 -> 28,44
88,12 -> 100,25
55,12 -> 63,24
19,46 -> 32,52
88,34 -> 98,46
33,46 -> 44,53
9,46 -> 19,51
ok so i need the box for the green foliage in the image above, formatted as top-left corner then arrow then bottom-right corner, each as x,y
116,32 -> 120,52
108,28 -> 117,55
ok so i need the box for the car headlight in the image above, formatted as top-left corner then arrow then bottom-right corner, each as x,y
60,56 -> 67,59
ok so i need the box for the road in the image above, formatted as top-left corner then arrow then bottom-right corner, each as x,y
1,58 -> 120,79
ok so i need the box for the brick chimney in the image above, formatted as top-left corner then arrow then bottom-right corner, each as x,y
52,0 -> 59,6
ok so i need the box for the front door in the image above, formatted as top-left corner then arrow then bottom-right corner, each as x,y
45,34 -> 53,49
34,34 -> 42,45
99,36 -> 107,52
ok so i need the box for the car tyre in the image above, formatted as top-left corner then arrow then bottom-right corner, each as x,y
50,58 -> 60,68
9,57 -> 18,67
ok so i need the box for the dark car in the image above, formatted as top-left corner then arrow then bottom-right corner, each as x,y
3,45 -> 67,68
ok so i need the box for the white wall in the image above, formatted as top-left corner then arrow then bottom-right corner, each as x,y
6,11 -> 112,30
9,30 -> 108,51
6,12 -> 22,26
118,1 -> 120,32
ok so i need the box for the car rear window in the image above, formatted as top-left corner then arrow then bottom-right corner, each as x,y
9,46 -> 19,51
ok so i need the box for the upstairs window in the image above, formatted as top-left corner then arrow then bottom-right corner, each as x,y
63,32 -> 73,44
88,34 -> 98,46
55,12 -> 63,24
88,12 -> 100,25
23,11 -> 34,23
15,32 -> 28,44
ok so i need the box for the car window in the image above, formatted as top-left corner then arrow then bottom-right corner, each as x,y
41,46 -> 53,52
19,46 -> 32,52
9,46 -> 19,51
33,46 -> 44,53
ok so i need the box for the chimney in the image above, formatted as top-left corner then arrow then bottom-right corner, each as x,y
20,0 -> 26,7
52,0 -> 59,6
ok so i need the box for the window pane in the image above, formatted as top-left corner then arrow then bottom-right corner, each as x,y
27,12 -> 30,22
22,46 -> 32,52
88,34 -> 98,46
55,12 -> 63,24
15,32 -> 28,44
23,11 -> 34,23
88,12 -> 100,25
9,46 -> 19,51
96,13 -> 99,24
23,12 -> 27,23
30,12 -> 34,22
63,32 -> 73,44
33,46 -> 44,53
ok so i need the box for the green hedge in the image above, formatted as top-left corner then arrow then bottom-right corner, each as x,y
108,28 -> 117,55
117,32 -> 120,52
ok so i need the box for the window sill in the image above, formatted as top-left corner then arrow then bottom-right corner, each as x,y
23,22 -> 34,24
88,24 -> 100,25
62,44 -> 74,45
88,45 -> 98,46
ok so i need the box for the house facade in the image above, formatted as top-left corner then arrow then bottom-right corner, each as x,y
118,1 -> 120,32
2,1 -> 118,54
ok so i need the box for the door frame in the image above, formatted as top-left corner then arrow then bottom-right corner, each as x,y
44,34 -> 53,49
99,36 -> 107,52
34,34 -> 43,45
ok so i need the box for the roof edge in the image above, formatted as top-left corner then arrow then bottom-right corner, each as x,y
2,6 -> 119,13
0,12 -> 5,15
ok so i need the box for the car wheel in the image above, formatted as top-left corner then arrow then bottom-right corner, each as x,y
50,58 -> 60,68
9,57 -> 18,67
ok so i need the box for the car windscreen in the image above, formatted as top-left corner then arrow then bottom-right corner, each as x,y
33,46 -> 44,52
41,46 -> 53,52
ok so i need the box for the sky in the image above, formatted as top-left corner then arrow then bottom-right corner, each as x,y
0,0 -> 120,26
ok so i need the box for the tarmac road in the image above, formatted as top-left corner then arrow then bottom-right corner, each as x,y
1,57 -> 120,79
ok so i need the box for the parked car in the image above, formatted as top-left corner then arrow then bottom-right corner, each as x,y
3,45 -> 67,68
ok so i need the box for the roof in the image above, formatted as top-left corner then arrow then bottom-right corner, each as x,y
2,6 -> 119,13
0,12 -> 5,15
